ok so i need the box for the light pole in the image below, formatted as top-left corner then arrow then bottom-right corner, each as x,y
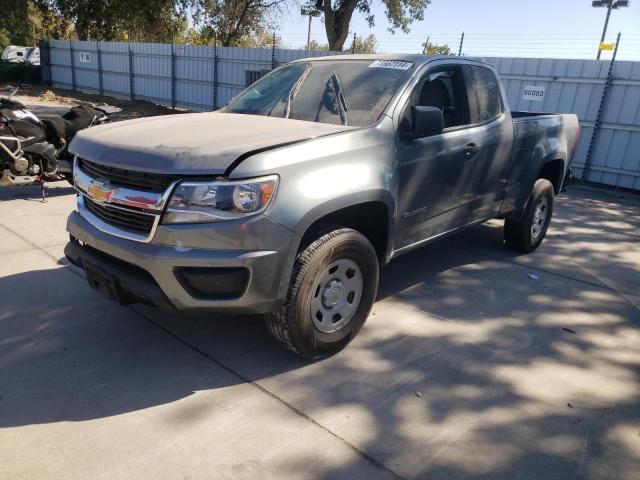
301,8 -> 322,50
592,0 -> 629,59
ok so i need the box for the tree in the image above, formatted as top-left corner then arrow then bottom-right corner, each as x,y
312,0 -> 431,51
307,39 -> 330,50
1,0 -> 47,45
36,0 -> 188,41
351,33 -> 376,53
194,0 -> 285,47
422,41 -> 451,55
37,0 -> 119,40
308,34 -> 376,52
124,1 -> 190,42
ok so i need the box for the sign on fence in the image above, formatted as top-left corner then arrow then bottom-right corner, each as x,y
522,85 -> 546,102
79,52 -> 91,63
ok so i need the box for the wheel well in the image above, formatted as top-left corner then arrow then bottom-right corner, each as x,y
303,202 -> 390,261
538,159 -> 564,193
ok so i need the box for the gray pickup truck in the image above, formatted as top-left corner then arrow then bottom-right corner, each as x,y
65,54 -> 579,357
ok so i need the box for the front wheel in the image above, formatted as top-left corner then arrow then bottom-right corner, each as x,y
504,178 -> 555,253
265,226 -> 379,358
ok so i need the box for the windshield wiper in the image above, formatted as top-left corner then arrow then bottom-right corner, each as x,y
329,73 -> 349,126
284,67 -> 311,119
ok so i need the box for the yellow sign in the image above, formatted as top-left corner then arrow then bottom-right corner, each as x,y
599,42 -> 615,51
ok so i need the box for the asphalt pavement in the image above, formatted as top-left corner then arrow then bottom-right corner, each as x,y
1,182 -> 638,480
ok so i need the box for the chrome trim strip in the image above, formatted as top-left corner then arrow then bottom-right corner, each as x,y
73,157 -> 180,243
73,159 -> 177,212
77,195 -> 161,244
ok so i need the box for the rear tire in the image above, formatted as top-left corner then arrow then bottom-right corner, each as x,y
504,178 -> 554,253
265,226 -> 379,358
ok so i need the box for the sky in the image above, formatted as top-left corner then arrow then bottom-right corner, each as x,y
278,0 -> 640,60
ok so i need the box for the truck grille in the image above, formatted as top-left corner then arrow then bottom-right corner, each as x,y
83,196 -> 156,236
78,158 -> 181,193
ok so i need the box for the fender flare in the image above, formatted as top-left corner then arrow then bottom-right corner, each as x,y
291,188 -> 396,256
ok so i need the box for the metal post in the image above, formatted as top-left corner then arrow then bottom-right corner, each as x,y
307,13 -> 313,50
128,44 -> 135,101
597,3 -> 613,60
352,32 -> 357,54
271,32 -> 276,69
582,32 -> 621,181
38,39 -> 46,85
458,32 -> 464,56
96,41 -> 103,96
212,34 -> 218,110
69,39 -> 76,91
45,39 -> 52,86
171,42 -> 176,109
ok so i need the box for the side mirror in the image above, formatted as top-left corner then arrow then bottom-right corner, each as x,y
410,106 -> 444,138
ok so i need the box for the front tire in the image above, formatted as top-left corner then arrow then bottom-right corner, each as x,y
265,226 -> 379,358
504,178 -> 554,253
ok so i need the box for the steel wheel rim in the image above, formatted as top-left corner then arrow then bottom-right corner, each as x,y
310,258 -> 363,333
531,197 -> 549,240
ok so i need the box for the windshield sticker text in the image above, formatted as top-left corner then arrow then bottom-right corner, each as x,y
369,60 -> 413,70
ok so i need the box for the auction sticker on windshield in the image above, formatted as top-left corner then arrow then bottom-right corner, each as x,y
369,60 -> 413,70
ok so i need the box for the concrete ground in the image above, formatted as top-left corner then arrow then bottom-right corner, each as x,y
0,182 -> 638,480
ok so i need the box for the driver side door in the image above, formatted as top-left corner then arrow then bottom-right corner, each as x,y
394,64 -> 485,251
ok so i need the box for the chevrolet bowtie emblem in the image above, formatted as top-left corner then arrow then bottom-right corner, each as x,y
87,181 -> 114,203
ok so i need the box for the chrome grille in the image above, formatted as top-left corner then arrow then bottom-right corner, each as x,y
82,196 -> 156,237
78,158 -> 181,193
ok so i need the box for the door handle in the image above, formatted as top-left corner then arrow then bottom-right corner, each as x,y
463,143 -> 481,160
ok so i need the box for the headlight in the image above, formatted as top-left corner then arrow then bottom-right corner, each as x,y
162,175 -> 278,224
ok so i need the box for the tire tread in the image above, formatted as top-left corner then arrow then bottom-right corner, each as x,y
265,226 -> 372,356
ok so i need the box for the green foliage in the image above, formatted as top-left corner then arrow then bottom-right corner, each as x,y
351,33 -> 377,53
307,40 -> 330,51
0,29 -> 12,50
1,0 -> 49,46
422,41 -> 451,55
35,0 -> 189,41
308,33 -> 376,53
313,0 -> 431,51
193,1 -> 285,47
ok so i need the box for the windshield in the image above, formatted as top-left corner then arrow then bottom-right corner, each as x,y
224,60 -> 413,127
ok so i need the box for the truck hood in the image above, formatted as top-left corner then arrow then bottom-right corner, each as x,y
69,112 -> 355,175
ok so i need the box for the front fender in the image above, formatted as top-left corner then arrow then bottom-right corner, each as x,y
287,188 -> 395,236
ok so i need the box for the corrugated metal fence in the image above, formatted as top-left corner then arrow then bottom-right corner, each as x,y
40,40 -> 345,110
40,40 -> 640,190
479,56 -> 640,190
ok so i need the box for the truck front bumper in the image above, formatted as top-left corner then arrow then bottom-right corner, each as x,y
66,210 -> 300,315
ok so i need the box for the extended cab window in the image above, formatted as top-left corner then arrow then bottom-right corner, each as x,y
400,66 -> 470,132
466,66 -> 503,124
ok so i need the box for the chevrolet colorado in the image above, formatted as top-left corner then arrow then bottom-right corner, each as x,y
64,55 -> 580,358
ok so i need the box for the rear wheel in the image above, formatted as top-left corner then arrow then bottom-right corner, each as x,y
265,226 -> 379,358
504,178 -> 554,253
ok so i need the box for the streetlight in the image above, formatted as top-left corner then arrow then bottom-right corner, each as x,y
592,0 -> 630,59
301,7 -> 322,50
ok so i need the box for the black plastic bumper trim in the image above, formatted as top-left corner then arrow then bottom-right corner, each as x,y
65,238 -> 175,312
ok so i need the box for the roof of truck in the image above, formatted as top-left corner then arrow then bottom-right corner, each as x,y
293,53 -> 493,68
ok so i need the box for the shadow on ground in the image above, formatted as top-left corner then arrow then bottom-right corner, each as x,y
0,182 -> 75,202
1,187 -> 638,479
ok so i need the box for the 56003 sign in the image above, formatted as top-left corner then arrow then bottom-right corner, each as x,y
522,86 -> 546,102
